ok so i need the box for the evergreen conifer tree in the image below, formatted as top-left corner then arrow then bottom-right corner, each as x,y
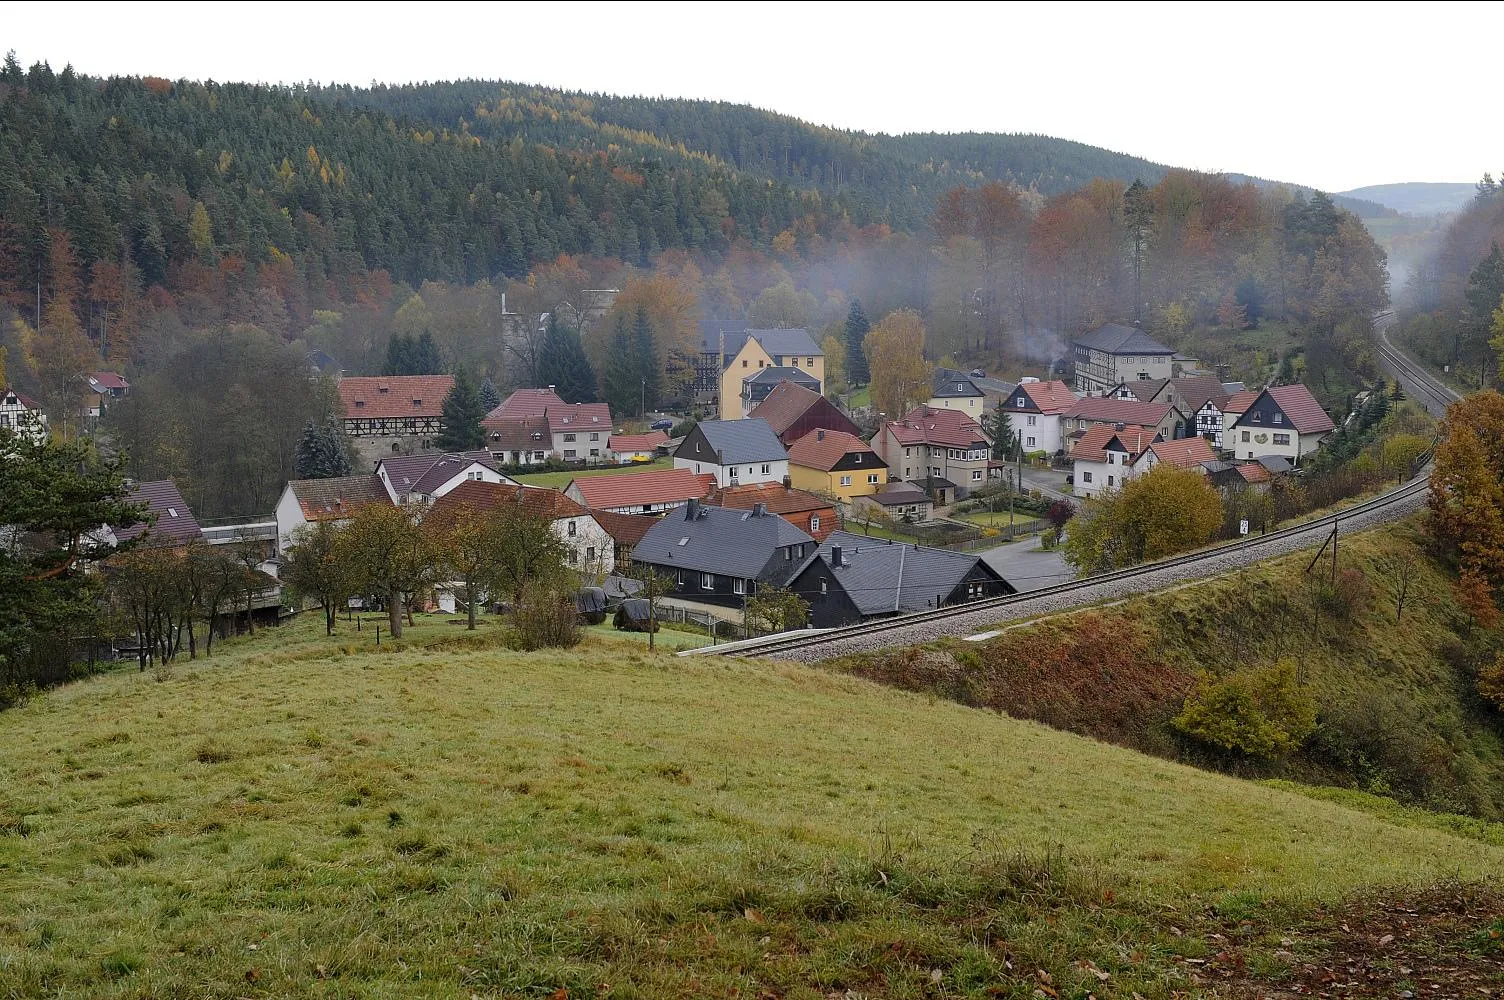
382,333 -> 415,376
296,421 -> 324,478
437,367 -> 486,451
295,419 -> 354,478
478,375 -> 501,413
538,314 -> 598,403
413,331 -> 444,375
845,300 -> 871,386
602,314 -> 639,418
632,307 -> 660,416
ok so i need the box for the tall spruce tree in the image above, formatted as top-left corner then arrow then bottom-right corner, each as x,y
632,307 -> 660,416
845,300 -> 871,386
382,333 -> 415,376
295,419 -> 354,479
1123,179 -> 1154,324
478,375 -> 501,412
413,331 -> 444,375
602,313 -> 639,418
437,367 -> 486,451
538,314 -> 599,403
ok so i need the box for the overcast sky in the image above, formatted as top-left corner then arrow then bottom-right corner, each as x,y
6,3 -> 1497,192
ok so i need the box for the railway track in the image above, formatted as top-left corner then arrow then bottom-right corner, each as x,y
699,326 -> 1456,663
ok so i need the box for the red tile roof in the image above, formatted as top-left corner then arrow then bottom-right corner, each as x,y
1263,384 -> 1336,434
1236,462 -> 1272,483
1223,389 -> 1259,414
786,428 -> 880,471
114,480 -> 201,546
748,380 -> 861,438
1009,379 -> 1077,413
545,402 -> 612,435
567,468 -> 716,510
288,474 -> 393,521
607,430 -> 669,453
489,388 -> 566,420
588,509 -> 661,547
1071,424 -> 1156,463
1063,396 -> 1177,426
884,406 -> 990,449
89,371 -> 130,390
427,480 -> 588,526
706,482 -> 836,515
1145,436 -> 1217,469
483,414 -> 551,450
2,387 -> 42,410
339,375 -> 454,420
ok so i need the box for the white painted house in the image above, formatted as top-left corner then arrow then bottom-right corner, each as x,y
1225,385 -> 1335,465
274,474 -> 394,555
1070,424 -> 1157,500
374,451 -> 515,505
0,388 -> 48,443
672,418 -> 790,488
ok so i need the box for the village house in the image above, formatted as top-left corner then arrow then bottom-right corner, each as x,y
375,451 -> 514,505
740,366 -> 820,418
786,530 -> 1011,628
1111,375 -> 1230,445
672,418 -> 790,487
1131,435 -> 1218,478
870,406 -> 993,504
564,466 -> 715,514
547,402 -> 613,463
706,480 -> 839,542
747,380 -> 862,447
1225,384 -> 1335,464
0,387 -> 48,443
84,371 -> 130,418
786,428 -> 886,505
274,473 -> 393,555
1000,378 -> 1076,456
483,414 -> 551,466
338,375 -> 454,443
709,328 -> 825,420
588,509 -> 660,565
631,499 -> 816,612
1062,396 -> 1185,447
110,480 -> 205,550
606,430 -> 669,464
1070,424 -> 1158,499
926,367 -> 1018,419
1072,323 -> 1177,396
428,480 -> 614,577
851,482 -> 934,524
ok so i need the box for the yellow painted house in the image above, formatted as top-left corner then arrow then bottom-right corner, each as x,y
786,428 -> 886,504
717,328 -> 825,421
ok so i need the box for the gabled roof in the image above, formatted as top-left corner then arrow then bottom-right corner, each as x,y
488,387 -> 566,421
378,451 -> 502,500
1171,376 -> 1231,414
786,428 -> 881,472
747,328 -> 821,360
568,468 -> 716,509
1005,380 -> 1077,414
288,474 -> 393,522
706,482 -> 835,515
545,402 -> 612,435
633,503 -> 814,578
427,480 -> 588,525
883,406 -> 990,450
865,482 -> 931,507
607,430 -> 669,453
1071,424 -> 1157,463
1063,396 -> 1177,426
1233,384 -> 1335,435
748,381 -> 861,439
114,480 -> 201,546
1145,436 -> 1217,469
589,509 -> 661,547
1236,462 -> 1272,483
89,371 -> 130,390
932,367 -> 1018,400
692,418 -> 788,465
1223,389 -> 1259,414
795,530 -> 1002,616
699,322 -> 751,356
483,414 -> 551,450
745,366 -> 819,388
1072,323 -> 1175,355
1116,377 -> 1170,402
339,375 -> 454,420
1,387 -> 42,410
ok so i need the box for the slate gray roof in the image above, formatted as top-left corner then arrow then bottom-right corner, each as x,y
699,322 -> 750,356
1073,323 -> 1175,355
695,418 -> 788,465
932,368 -> 1018,400
745,366 -> 819,388
795,530 -> 993,616
633,503 -> 813,579
115,480 -> 202,546
746,328 -> 821,359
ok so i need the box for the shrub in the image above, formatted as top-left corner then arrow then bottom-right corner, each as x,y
1309,567 -> 1372,623
512,588 -> 581,651
1480,654 -> 1504,712
1172,659 -> 1317,760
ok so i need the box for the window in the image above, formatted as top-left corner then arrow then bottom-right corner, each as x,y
1026,436 -> 1036,448
586,546 -> 595,562
840,475 -> 852,486
868,473 -> 880,485
676,570 -> 685,587
1082,471 -> 1093,483
1108,475 -> 1115,486
971,470 -> 983,481
904,447 -> 911,457
564,433 -> 576,442
1272,412 -> 1283,425
1015,395 -> 1025,406
589,449 -> 600,457
742,359 -> 749,368
590,432 -> 600,441
1273,433 -> 1291,445
564,449 -> 577,459
791,357 -> 799,366
807,357 -> 815,365
701,572 -> 714,590
733,578 -> 745,595
1251,412 -> 1262,424
1027,415 -> 1037,426
903,467 -> 911,477
468,471 -> 482,480
758,360 -> 765,368
820,580 -> 828,595
761,464 -> 770,474
854,454 -> 862,464
567,549 -> 577,565
567,521 -> 577,537
1241,431 -> 1251,442
1107,453 -> 1115,465
810,515 -> 821,532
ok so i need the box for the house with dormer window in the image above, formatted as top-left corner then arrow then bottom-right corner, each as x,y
672,418 -> 789,487
999,379 -> 1076,456
1225,384 -> 1334,464
338,375 -> 454,441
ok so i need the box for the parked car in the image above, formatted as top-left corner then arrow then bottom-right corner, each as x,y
650,417 -> 674,431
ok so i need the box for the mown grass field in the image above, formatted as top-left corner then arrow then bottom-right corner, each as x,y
513,456 -> 672,491
1,609 -> 1501,997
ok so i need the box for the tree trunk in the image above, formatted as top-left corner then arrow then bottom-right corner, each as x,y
186,619 -> 196,659
324,600 -> 336,635
466,581 -> 477,630
388,589 -> 403,639
244,592 -> 255,634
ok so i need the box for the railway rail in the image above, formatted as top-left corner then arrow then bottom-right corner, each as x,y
697,323 -> 1459,663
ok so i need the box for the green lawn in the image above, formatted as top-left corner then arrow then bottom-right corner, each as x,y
1,612 -> 1501,996
514,456 -> 672,490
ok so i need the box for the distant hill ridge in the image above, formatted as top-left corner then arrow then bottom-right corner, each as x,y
1338,182 -> 1477,217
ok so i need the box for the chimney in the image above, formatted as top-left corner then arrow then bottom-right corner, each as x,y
830,545 -> 843,567
782,474 -> 792,491
685,498 -> 700,520
753,502 -> 768,517
1114,422 -> 1125,432
817,429 -> 825,441
548,384 -> 556,392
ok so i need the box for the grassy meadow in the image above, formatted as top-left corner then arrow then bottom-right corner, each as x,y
513,456 -> 672,491
0,609 -> 1501,997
